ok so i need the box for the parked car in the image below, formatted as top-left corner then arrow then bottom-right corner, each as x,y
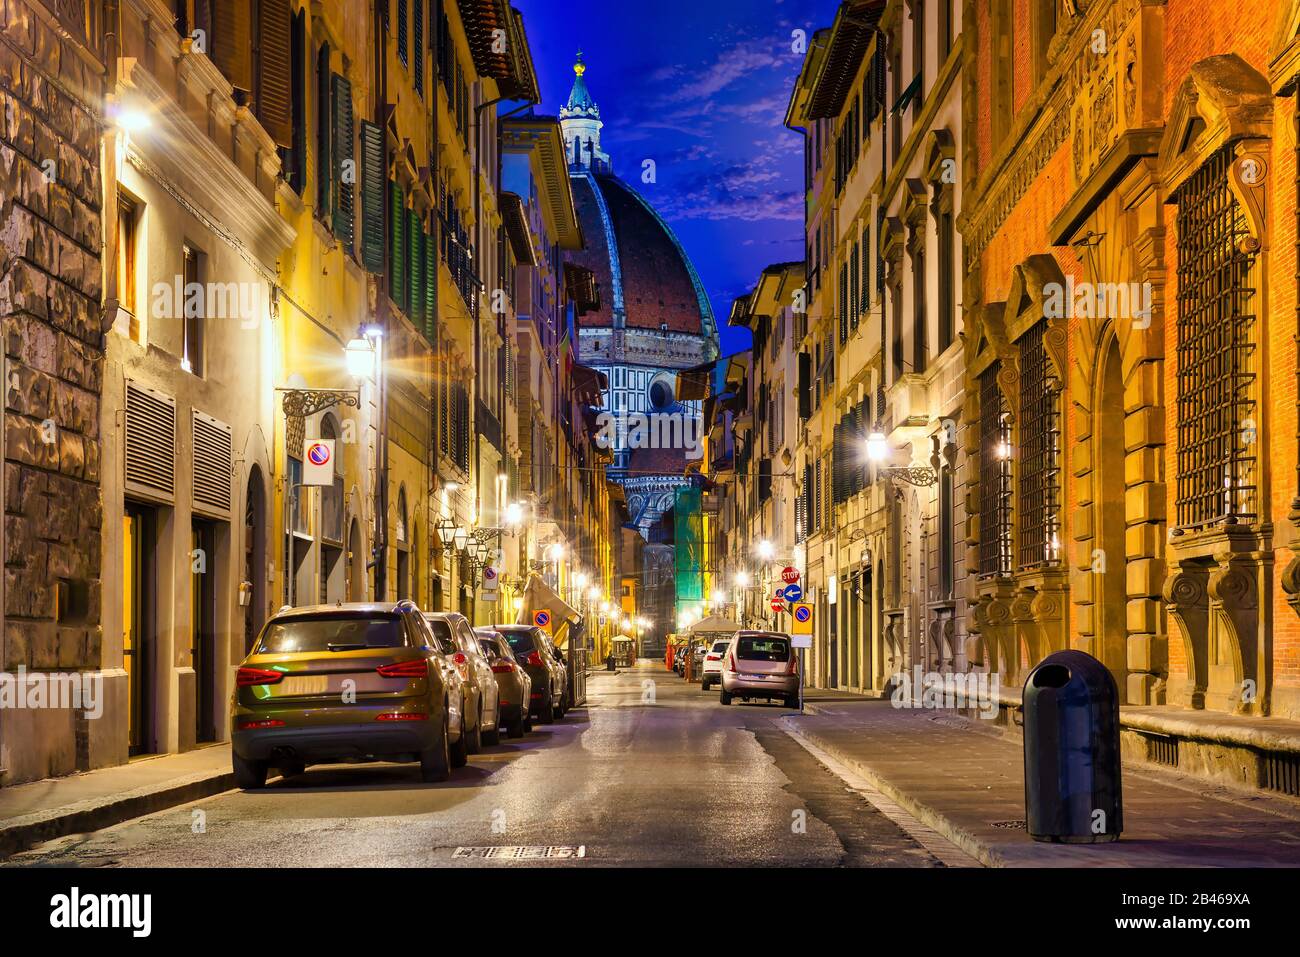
690,640 -> 707,676
547,641 -> 572,715
719,631 -> 799,708
699,637 -> 733,691
230,602 -> 467,788
475,627 -> 532,737
492,625 -> 565,723
673,645 -> 687,676
425,612 -> 501,748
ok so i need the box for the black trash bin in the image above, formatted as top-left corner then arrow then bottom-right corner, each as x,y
1022,650 -> 1122,843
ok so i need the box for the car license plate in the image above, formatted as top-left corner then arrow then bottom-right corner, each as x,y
281,675 -> 329,696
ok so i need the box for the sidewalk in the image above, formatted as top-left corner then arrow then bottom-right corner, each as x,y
787,693 -> 1300,867
0,744 -> 234,859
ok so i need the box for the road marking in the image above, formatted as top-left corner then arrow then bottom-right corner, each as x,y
779,720 -> 981,868
452,845 -> 587,860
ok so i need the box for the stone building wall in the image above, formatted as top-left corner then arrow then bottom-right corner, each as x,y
0,0 -> 106,783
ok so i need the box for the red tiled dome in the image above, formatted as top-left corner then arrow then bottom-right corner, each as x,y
567,172 -> 713,336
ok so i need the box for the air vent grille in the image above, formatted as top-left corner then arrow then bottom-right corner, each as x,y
192,411 -> 233,515
125,382 -> 176,498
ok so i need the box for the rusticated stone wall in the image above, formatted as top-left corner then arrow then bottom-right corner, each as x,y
0,0 -> 105,780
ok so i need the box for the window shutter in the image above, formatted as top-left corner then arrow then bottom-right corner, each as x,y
389,182 -> 406,309
331,73 -> 354,250
407,208 -> 423,324
359,121 -> 385,272
211,0 -> 252,92
413,0 -> 424,93
255,0 -> 292,147
397,0 -> 409,66
315,43 -> 331,216
424,227 -> 437,340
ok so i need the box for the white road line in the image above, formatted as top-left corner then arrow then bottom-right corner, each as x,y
779,720 -> 982,868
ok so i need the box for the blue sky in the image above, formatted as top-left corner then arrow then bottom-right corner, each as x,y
513,0 -> 840,356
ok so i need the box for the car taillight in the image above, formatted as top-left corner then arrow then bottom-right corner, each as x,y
726,654 -> 736,672
376,659 -> 428,678
526,651 -> 544,667
788,654 -> 799,675
236,667 -> 284,687
705,654 -> 721,661
376,712 -> 428,721
238,718 -> 286,730
491,661 -> 516,673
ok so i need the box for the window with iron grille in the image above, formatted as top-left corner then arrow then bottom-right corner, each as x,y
1174,146 -> 1258,530
1017,319 -> 1061,568
979,363 -> 1013,576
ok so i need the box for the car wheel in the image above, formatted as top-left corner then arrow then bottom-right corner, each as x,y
449,700 -> 469,769
233,752 -> 268,790
420,709 -> 452,782
482,703 -> 501,747
524,713 -> 534,733
278,759 -> 306,781
784,693 -> 800,709
507,706 -> 526,738
537,687 -> 555,724
464,696 -> 483,755
719,689 -> 732,706
701,678 -> 711,692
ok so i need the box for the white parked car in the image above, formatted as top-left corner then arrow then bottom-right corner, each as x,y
699,638 -> 733,691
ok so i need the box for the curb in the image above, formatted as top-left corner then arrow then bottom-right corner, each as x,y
784,717 -> 1009,867
0,768 -> 236,860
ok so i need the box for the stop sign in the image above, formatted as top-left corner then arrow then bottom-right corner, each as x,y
781,566 -> 799,584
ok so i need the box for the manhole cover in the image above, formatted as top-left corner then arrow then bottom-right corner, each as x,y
989,820 -> 1026,830
452,845 -> 587,860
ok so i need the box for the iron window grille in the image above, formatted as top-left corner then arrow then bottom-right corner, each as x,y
1174,146 -> 1258,530
979,363 -> 1013,576
1017,319 -> 1061,568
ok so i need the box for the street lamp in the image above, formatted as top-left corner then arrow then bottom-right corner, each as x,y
453,526 -> 469,552
865,430 -> 938,489
756,539 -> 775,561
345,334 -> 376,378
436,517 -> 457,548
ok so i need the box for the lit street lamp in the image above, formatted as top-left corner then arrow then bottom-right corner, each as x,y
865,431 -> 938,489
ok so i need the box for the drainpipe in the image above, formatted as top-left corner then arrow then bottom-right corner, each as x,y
374,0 -> 390,601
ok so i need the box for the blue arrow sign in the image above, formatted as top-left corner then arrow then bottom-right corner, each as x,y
782,583 -> 803,602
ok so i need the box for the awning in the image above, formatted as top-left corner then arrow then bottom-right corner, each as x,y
499,191 -> 536,265
571,363 -> 607,406
688,615 -> 741,635
806,0 -> 885,120
516,572 -> 580,626
676,360 -> 716,401
459,2 -> 540,102
565,262 -> 601,315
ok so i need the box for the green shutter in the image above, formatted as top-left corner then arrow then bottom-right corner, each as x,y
359,121 -> 384,272
423,228 -> 437,341
331,73 -> 354,250
407,207 -> 421,322
389,181 -> 406,309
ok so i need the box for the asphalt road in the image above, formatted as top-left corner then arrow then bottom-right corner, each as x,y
8,663 -> 949,868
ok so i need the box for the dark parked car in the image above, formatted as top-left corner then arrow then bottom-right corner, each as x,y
230,602 -> 467,788
493,625 -> 565,723
425,612 -> 500,748
475,628 -> 532,737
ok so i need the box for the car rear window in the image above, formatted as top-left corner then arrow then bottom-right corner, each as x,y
423,618 -> 458,655
711,640 -> 731,653
258,614 -> 406,653
498,628 -> 538,654
737,636 -> 790,661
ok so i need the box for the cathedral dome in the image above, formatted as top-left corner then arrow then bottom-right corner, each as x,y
559,54 -> 718,354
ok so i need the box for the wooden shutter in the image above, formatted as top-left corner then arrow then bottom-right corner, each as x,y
423,227 -> 437,340
192,410 -> 233,516
331,73 -> 354,250
255,0 -> 292,147
407,211 -> 423,325
125,382 -> 177,501
211,0 -> 252,92
389,181 -> 406,309
359,121 -> 385,272
413,0 -> 424,93
397,0 -> 409,65
408,207 -> 422,321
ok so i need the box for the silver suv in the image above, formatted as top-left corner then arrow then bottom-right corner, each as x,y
719,631 -> 799,708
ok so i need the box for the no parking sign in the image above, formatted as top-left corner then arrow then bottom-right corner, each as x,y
532,609 -> 553,634
791,601 -> 813,636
